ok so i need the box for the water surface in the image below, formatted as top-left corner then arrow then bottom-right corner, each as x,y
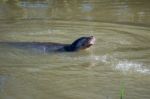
0,0 -> 150,99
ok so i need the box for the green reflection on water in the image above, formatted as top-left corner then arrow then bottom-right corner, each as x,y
0,0 -> 150,25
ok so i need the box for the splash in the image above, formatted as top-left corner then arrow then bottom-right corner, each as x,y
115,60 -> 150,74
69,54 -> 109,63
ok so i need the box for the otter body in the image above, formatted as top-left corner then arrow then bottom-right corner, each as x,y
0,36 -> 96,52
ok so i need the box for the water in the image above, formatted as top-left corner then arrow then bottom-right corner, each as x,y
0,0 -> 150,99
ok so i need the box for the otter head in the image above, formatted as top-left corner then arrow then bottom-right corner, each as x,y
65,36 -> 96,51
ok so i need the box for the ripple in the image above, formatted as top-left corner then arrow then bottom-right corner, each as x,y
69,54 -> 150,74
115,60 -> 150,74
0,76 -> 8,92
69,54 -> 110,63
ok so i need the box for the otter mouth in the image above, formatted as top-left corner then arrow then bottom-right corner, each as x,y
69,36 -> 96,51
82,36 -> 96,49
88,36 -> 96,45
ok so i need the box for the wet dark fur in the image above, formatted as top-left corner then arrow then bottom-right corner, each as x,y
0,36 -> 95,52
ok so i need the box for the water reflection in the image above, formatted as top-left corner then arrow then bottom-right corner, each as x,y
0,0 -> 24,20
0,0 -> 150,25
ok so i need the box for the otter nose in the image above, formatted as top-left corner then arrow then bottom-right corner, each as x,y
89,36 -> 96,44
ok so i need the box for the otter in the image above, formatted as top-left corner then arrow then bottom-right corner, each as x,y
1,36 -> 96,52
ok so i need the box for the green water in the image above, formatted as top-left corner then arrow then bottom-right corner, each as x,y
0,0 -> 150,99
